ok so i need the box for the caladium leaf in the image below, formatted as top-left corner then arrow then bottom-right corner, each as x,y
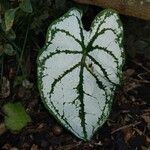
37,8 -> 124,140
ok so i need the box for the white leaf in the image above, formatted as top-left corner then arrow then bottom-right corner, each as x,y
37,8 -> 125,140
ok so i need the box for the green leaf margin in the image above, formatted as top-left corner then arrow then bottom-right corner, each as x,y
37,8 -> 125,140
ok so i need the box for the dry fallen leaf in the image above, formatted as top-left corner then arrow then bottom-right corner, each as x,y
141,114 -> 150,123
146,136 -> 150,143
122,127 -> 134,143
141,113 -> 150,130
10,147 -> 18,150
0,123 -> 7,135
125,69 -> 135,77
31,144 -> 38,150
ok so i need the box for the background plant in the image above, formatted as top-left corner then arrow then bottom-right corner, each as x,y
0,0 -> 74,78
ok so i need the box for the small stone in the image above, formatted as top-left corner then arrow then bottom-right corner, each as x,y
52,125 -> 63,136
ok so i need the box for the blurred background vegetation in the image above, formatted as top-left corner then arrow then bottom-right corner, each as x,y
0,0 -> 71,78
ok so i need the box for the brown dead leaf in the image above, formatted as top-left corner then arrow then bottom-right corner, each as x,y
141,114 -> 150,130
0,123 -> 7,135
31,144 -> 38,150
146,136 -> 150,143
141,146 -> 149,150
141,114 -> 150,123
122,127 -> 134,143
37,123 -> 45,129
125,69 -> 135,77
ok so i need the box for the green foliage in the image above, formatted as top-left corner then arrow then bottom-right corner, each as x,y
19,0 -> 33,13
4,43 -> 16,56
4,8 -> 18,31
0,0 -> 89,82
0,0 -> 73,77
3,102 -> 31,132
13,76 -> 26,87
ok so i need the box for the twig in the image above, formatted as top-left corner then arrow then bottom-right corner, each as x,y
17,24 -> 29,75
130,77 -> 150,84
121,109 -> 150,113
111,121 -> 141,134
132,60 -> 150,74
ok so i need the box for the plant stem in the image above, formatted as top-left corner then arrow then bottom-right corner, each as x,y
17,24 -> 29,75
1,55 -> 3,79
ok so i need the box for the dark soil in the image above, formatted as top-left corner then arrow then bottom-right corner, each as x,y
0,7 -> 150,150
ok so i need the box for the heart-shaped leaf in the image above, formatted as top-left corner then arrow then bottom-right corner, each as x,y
37,8 -> 125,140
